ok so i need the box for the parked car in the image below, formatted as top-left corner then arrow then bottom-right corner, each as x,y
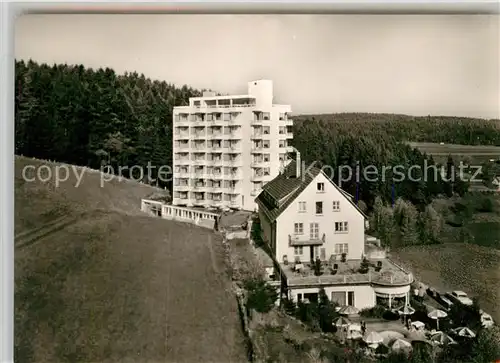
437,294 -> 454,311
446,291 -> 473,306
480,310 -> 495,328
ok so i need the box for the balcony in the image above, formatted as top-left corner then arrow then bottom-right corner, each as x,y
227,145 -> 242,152
227,132 -> 242,140
226,172 -> 242,180
286,132 -> 293,139
289,233 -> 326,246
251,174 -> 267,181
175,119 -> 190,126
174,133 -> 190,140
192,133 -> 206,140
285,119 -> 293,127
208,158 -> 224,166
207,133 -> 223,140
228,159 -> 242,166
251,160 -> 268,167
250,189 -> 262,196
209,185 -> 223,193
176,144 -> 190,151
176,170 -> 190,178
192,159 -> 206,165
251,146 -> 264,153
227,187 -> 242,194
174,184 -> 190,192
192,199 -> 206,207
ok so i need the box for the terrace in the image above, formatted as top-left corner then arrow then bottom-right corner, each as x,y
280,257 -> 413,288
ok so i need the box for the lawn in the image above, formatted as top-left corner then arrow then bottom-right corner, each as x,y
390,243 -> 500,323
407,142 -> 500,164
14,156 -> 247,363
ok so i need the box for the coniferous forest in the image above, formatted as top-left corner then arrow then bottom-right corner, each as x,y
14,60 -> 500,210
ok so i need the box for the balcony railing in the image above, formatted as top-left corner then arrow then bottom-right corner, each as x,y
286,271 -> 413,288
289,233 -> 326,246
176,144 -> 190,151
194,103 -> 255,109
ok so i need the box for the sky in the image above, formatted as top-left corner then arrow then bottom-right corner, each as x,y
15,14 -> 499,119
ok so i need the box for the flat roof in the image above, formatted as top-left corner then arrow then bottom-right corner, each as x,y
281,258 -> 413,288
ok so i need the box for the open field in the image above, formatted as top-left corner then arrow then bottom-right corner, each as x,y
15,156 -> 247,363
390,243 -> 500,323
407,142 -> 500,164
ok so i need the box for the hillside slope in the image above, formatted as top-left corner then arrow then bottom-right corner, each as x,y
15,156 -> 247,363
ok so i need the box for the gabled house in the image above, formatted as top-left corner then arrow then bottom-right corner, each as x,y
255,156 -> 414,310
256,159 -> 366,265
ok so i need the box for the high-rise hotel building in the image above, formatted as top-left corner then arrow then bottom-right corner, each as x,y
172,80 -> 293,211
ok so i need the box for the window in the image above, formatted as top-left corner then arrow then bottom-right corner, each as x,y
314,246 -> 319,259
279,126 -> 286,134
335,243 -> 348,254
263,154 -> 270,162
263,112 -> 270,120
279,140 -> 286,148
263,126 -> 270,134
335,222 -> 349,233
206,113 -> 213,121
317,182 -> 325,192
279,113 -> 285,120
316,202 -> 323,215
348,291 -> 355,306
310,223 -> 319,239
331,292 -> 346,306
263,140 -> 270,148
294,246 -> 303,255
223,113 -> 231,121
298,201 -> 306,213
294,223 -> 303,234
333,201 -> 340,211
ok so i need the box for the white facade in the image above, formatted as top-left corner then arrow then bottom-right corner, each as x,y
275,172 -> 365,264
256,164 -> 413,310
172,80 -> 293,211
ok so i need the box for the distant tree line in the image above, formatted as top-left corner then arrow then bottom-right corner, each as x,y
15,60 -> 499,204
292,116 -> 474,211
15,59 -> 203,189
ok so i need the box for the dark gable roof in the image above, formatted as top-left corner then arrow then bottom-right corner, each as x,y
255,160 -> 367,222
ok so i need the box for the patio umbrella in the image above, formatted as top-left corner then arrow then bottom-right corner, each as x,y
334,316 -> 351,327
363,331 -> 384,348
427,309 -> 448,330
398,305 -> 415,325
430,331 -> 457,346
339,305 -> 360,316
452,327 -> 476,338
391,338 -> 412,352
348,323 -> 363,340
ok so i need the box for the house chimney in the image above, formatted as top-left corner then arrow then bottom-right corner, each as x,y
290,147 -> 301,178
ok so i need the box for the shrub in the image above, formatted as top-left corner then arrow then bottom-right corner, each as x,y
477,197 -> 494,213
250,215 -> 264,247
360,305 -> 386,319
282,297 -> 296,316
243,277 -> 278,313
313,258 -> 323,276
358,258 -> 369,274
